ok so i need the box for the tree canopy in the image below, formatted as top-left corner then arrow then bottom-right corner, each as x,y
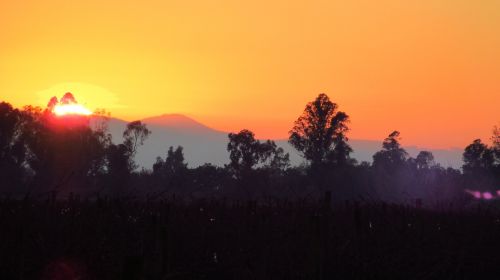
289,93 -> 352,169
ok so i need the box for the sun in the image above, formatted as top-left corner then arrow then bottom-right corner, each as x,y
47,92 -> 93,116
37,82 -> 124,115
53,103 -> 92,116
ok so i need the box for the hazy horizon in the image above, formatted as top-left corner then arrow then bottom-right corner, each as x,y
3,97 -> 491,152
88,111 -> 464,169
2,1 -> 499,149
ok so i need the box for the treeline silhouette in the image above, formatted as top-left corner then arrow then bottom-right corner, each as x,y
1,93 -> 500,279
1,93 -> 498,204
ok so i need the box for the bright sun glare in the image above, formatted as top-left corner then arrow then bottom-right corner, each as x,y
37,82 -> 124,117
53,103 -> 92,116
48,91 -> 93,116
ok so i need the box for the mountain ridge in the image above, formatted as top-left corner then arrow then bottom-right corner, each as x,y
95,114 -> 463,169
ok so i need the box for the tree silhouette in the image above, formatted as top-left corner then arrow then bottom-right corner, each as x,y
492,126 -> 500,165
106,121 -> 150,191
123,121 -> 151,170
228,130 -> 261,174
2,97 -> 498,204
13,103 -> 110,192
227,129 -> 289,180
47,96 -> 58,110
164,146 -> 187,173
106,143 -> 131,187
462,139 -> 494,175
60,92 -> 77,104
373,131 -> 408,171
492,126 -> 500,184
462,138 -> 497,190
153,146 -> 188,189
415,151 -> 435,170
123,121 -> 151,157
371,131 -> 410,201
289,93 -> 352,170
191,163 -> 228,196
260,140 -> 290,172
0,102 -> 29,189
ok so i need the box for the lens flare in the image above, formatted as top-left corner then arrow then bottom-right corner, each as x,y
483,192 -> 493,200
53,103 -> 92,116
465,189 -> 499,200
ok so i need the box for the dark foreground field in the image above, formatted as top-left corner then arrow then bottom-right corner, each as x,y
1,196 -> 500,279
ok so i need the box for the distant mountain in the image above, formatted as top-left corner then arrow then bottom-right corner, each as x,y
97,114 -> 463,170
141,114 -> 223,134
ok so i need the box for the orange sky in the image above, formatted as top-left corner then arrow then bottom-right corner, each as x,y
0,0 -> 499,148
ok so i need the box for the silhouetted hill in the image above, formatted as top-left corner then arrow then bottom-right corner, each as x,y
97,115 -> 463,169
141,114 -> 224,134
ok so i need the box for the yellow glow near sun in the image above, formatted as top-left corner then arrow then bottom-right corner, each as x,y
53,103 -> 92,116
36,82 -> 125,112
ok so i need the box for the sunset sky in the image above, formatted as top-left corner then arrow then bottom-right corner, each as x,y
1,0 -> 499,148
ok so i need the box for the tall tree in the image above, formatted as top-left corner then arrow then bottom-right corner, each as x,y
106,121 -> 150,190
492,126 -> 500,183
462,139 -> 494,175
372,131 -> 408,170
289,93 -> 352,169
122,121 -> 151,170
228,130 -> 262,175
164,146 -> 187,173
152,146 -> 188,190
0,102 -> 28,188
462,138 -> 497,190
492,125 -> 500,164
371,131 -> 411,201
153,146 -> 187,178
106,143 -> 132,185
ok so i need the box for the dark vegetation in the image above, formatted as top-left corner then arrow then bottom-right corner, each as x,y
0,93 -> 499,279
4,198 -> 500,279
